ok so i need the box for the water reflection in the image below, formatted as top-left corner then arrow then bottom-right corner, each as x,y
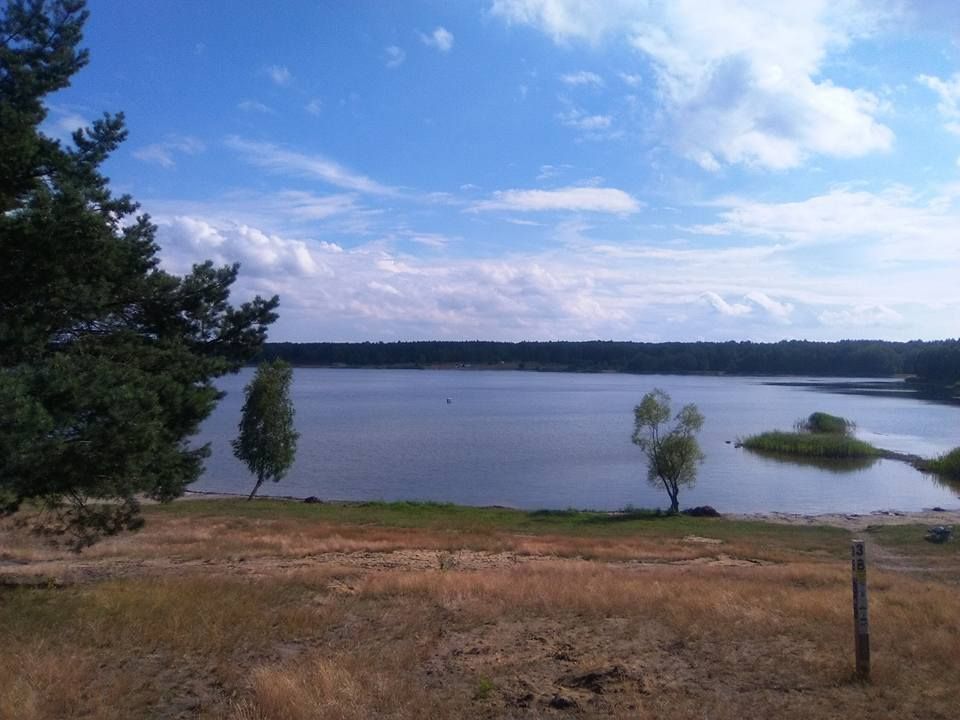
765,379 -> 960,406
743,448 -> 879,474
923,470 -> 960,495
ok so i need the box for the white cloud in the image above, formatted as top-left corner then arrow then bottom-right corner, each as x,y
132,135 -> 205,168
619,72 -> 642,87
490,0 -> 641,44
556,109 -> 612,131
560,70 -> 604,87
686,187 -> 960,262
493,0 -> 894,170
745,291 -> 794,321
406,233 -> 452,248
420,26 -> 454,52
917,73 -> 960,135
237,99 -> 275,114
159,216 -> 331,278
385,45 -> 406,68
226,136 -> 398,196
150,205 -> 957,342
470,186 -> 641,214
702,291 -> 752,317
42,104 -> 90,142
305,98 -> 323,116
268,190 -> 360,221
265,64 -> 292,86
818,304 -> 904,327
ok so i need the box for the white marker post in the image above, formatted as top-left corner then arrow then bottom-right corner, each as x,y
851,539 -> 870,681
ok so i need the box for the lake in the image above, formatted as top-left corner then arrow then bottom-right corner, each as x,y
190,369 -> 960,514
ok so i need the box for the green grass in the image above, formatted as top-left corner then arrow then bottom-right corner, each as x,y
796,411 -> 853,435
147,497 -> 850,555
741,431 -> 880,459
866,524 -> 958,556
918,447 -> 960,480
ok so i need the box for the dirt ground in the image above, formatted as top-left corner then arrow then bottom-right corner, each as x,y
733,507 -> 960,531
2,502 -> 959,720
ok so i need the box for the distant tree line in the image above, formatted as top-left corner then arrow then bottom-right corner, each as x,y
258,339 -> 960,382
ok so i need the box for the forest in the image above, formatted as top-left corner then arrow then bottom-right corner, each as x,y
259,339 -> 960,383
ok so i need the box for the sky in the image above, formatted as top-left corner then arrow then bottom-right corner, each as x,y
44,0 -> 960,343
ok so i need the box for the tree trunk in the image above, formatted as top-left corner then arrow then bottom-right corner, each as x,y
247,476 -> 264,501
667,484 -> 680,514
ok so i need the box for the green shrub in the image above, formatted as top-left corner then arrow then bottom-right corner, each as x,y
794,412 -> 854,435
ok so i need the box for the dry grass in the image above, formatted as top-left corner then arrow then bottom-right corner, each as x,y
2,501 -> 958,719
229,644 -> 459,720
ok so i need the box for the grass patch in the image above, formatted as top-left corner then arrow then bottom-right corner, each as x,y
918,447 -> 960,480
742,431 -> 880,459
146,498 -> 849,556
867,524 -> 959,556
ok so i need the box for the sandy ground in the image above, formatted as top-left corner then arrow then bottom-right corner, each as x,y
732,508 -> 960,531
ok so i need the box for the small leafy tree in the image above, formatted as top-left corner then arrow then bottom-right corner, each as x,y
631,388 -> 705,514
233,360 -> 299,500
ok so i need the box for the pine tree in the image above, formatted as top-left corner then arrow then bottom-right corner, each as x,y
0,0 -> 279,546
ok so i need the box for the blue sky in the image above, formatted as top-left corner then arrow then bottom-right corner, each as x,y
46,0 -> 960,342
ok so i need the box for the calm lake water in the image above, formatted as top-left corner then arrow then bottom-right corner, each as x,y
190,369 -> 960,514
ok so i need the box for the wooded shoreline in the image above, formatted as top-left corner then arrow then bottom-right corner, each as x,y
257,339 -> 960,387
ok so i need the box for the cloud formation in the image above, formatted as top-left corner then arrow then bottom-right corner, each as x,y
160,216 -> 332,278
132,135 -> 205,168
265,64 -> 292,86
385,45 -> 406,68
917,73 -> 960,135
420,26 -> 454,52
226,137 -> 398,196
687,187 -> 960,262
560,70 -> 604,87
237,99 -> 274,114
148,193 -> 956,343
493,0 -> 894,169
470,186 -> 641,213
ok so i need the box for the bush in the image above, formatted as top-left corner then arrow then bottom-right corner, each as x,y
682,506 -> 721,517
795,412 -> 853,435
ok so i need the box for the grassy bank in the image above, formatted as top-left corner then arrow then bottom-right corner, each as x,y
2,499 -> 959,719
741,431 -> 881,459
148,498 -> 850,557
918,447 -> 960,479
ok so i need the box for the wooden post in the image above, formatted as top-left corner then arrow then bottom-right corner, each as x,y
851,539 -> 870,681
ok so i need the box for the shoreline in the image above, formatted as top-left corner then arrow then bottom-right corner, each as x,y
180,490 -> 960,531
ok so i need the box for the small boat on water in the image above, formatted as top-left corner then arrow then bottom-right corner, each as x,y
446,397 -> 453,404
